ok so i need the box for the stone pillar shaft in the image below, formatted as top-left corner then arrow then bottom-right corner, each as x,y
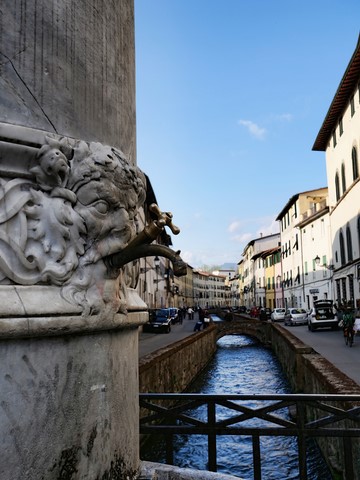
0,2 -> 145,479
1,0 -> 136,161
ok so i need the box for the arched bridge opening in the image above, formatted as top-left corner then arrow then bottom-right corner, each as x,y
214,317 -> 272,345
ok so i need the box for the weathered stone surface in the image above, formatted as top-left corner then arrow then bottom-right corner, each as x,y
0,1 -> 136,159
140,461 -> 243,480
0,326 -> 141,479
139,326 -> 217,394
0,2 -> 146,479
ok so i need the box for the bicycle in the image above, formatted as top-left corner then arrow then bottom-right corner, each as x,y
344,325 -> 355,347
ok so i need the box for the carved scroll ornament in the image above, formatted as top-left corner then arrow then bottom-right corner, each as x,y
0,135 -> 146,316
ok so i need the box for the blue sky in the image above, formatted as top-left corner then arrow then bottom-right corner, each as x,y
134,0 -> 360,268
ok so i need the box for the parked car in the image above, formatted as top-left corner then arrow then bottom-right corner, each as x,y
284,308 -> 308,326
271,308 -> 286,322
307,300 -> 338,331
237,306 -> 247,314
168,307 -> 180,324
259,308 -> 272,321
142,308 -> 172,333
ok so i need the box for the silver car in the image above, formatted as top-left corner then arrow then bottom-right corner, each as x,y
284,308 -> 308,326
271,308 -> 286,322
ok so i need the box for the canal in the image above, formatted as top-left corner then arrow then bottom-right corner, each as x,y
141,334 -> 332,479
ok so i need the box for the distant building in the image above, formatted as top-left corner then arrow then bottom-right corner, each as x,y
276,188 -> 330,309
239,233 -> 281,308
193,270 -> 227,308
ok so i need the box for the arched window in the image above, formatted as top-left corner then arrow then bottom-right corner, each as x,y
339,229 -> 346,265
352,146 -> 359,181
335,172 -> 340,201
341,163 -> 346,194
346,224 -> 353,262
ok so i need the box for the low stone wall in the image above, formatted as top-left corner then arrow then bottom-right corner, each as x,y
270,324 -> 360,395
139,321 -> 360,479
270,324 -> 360,479
139,325 -> 217,394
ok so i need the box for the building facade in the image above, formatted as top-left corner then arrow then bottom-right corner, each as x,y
276,188 -> 331,309
313,37 -> 360,309
239,234 -> 281,309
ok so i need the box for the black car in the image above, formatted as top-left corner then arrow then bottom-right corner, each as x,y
168,307 -> 180,324
142,308 -> 172,333
259,308 -> 271,321
237,306 -> 247,313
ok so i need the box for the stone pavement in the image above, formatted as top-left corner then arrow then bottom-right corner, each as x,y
281,322 -> 360,386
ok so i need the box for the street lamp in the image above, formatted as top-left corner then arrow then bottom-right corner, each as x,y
277,275 -> 284,308
314,255 -> 334,303
154,256 -> 160,270
314,255 -> 334,270
154,256 -> 160,308
139,261 -> 149,301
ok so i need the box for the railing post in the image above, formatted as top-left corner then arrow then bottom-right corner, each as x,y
165,433 -> 174,465
207,400 -> 217,472
296,401 -> 308,480
252,435 -> 262,480
343,437 -> 354,479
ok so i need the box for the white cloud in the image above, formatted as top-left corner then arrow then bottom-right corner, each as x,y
228,220 -> 242,233
181,250 -> 194,265
238,119 -> 266,140
228,215 -> 280,249
231,232 -> 253,244
272,113 -> 294,122
256,218 -> 280,237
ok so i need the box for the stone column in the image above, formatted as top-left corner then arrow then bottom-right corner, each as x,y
0,2 -> 147,478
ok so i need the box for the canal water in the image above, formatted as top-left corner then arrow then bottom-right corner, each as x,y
141,334 -> 332,479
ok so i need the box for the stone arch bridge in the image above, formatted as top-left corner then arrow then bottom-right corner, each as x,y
213,316 -> 272,345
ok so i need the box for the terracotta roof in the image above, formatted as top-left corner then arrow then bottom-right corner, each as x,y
313,36 -> 360,152
252,246 -> 280,261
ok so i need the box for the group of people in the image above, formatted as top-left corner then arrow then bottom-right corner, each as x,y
193,307 -> 210,331
178,306 -> 212,332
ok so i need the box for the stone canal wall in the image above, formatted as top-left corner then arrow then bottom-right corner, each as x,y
139,319 -> 360,479
269,323 -> 360,395
139,325 -> 217,394
270,323 -> 360,479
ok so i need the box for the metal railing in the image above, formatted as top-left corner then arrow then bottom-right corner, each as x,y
140,393 -> 360,480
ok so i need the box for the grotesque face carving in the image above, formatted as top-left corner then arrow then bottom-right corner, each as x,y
0,137 -> 146,316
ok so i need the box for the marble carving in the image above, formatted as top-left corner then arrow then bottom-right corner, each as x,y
0,135 -> 146,316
